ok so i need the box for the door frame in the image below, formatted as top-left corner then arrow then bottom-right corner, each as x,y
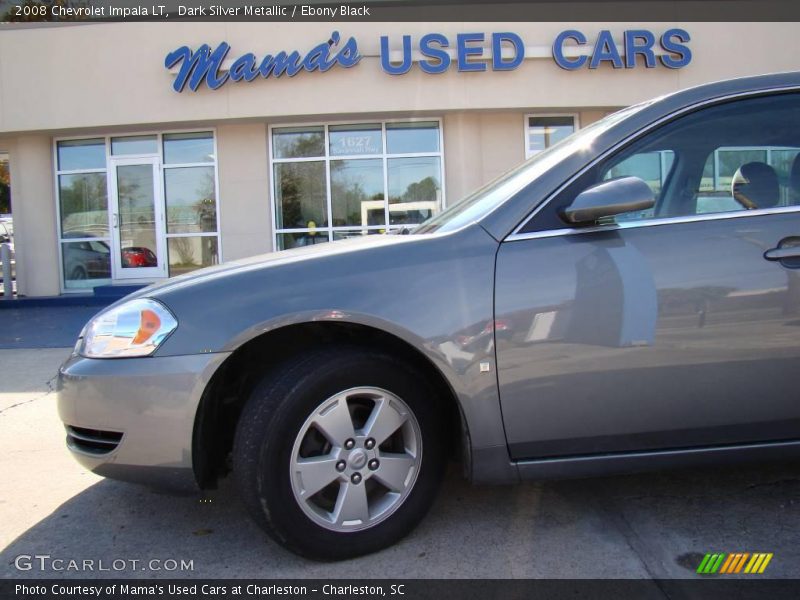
108,155 -> 167,280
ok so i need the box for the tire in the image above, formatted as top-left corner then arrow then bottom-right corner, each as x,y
233,346 -> 447,560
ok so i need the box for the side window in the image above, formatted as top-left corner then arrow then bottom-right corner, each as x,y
697,147 -> 800,214
603,151 -> 675,221
522,92 -> 800,233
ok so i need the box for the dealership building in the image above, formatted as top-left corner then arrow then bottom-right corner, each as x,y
0,21 -> 797,297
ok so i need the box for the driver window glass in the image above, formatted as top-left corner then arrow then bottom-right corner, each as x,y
522,92 -> 800,233
603,151 -> 674,222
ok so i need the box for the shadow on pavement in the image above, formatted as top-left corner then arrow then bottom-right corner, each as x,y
0,306 -> 101,349
2,461 -> 798,579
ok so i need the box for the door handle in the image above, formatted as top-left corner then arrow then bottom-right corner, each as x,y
112,213 -> 119,229
764,237 -> 800,263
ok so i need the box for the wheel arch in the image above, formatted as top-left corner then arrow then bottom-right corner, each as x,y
192,319 -> 472,489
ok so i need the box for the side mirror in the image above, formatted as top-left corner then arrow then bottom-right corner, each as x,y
0,234 -> 9,244
561,176 -> 655,225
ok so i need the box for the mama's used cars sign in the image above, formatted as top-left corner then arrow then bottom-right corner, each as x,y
165,28 -> 692,92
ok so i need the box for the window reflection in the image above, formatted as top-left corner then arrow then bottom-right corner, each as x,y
386,121 -> 439,154
273,126 -> 325,159
164,166 -> 217,234
62,239 -> 111,289
330,159 -> 385,227
272,121 -> 444,249
57,139 -> 105,171
163,132 -> 214,164
329,124 -> 382,156
59,173 -> 109,238
167,236 -> 218,276
111,135 -> 157,156
527,116 -> 576,158
275,162 -> 327,229
277,231 -> 329,250
387,156 -> 441,225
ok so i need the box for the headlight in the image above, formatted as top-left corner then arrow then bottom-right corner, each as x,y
80,298 -> 178,358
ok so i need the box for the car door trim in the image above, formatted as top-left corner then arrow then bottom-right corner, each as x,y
508,84 -> 800,239
505,205 -> 800,242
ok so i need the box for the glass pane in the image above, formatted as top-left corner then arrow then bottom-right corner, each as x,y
117,164 -> 158,269
528,116 -> 575,156
273,126 -> 325,159
274,162 -> 327,229
163,132 -> 214,164
277,231 -> 329,250
333,229 -> 383,241
59,173 -> 109,238
386,122 -> 439,154
696,149 -> 770,215
164,166 -> 217,234
0,153 -> 8,217
387,156 -> 442,225
329,124 -> 382,156
771,149 -> 800,205
167,236 -> 219,277
111,135 -> 157,156
330,159 -> 385,227
62,240 -> 111,289
604,150 -> 675,222
717,149 -> 768,191
57,139 -> 105,171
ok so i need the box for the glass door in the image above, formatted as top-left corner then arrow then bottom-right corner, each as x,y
109,157 -> 166,280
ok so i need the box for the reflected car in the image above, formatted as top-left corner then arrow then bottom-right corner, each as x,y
62,236 -> 111,282
121,246 -> 157,268
58,72 -> 800,560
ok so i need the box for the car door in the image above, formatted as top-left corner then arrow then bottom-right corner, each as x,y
495,91 -> 800,460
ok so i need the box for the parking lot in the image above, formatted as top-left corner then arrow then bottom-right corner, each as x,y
1,344 -> 799,580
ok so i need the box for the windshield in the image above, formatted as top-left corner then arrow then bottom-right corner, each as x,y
414,102 -> 652,234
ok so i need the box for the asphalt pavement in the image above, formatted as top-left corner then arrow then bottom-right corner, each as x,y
0,305 -> 101,349
1,348 -> 799,581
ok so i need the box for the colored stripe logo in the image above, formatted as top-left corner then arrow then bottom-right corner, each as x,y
697,552 -> 773,574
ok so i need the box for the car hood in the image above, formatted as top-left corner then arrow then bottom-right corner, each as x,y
129,233 -> 426,301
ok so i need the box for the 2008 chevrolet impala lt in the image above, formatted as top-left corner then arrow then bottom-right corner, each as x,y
58,72 -> 800,559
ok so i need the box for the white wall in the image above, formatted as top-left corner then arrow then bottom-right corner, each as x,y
1,22 -> 798,134
7,135 -> 60,297
216,123 -> 272,259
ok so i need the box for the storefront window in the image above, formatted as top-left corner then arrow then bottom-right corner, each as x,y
163,132 -> 215,164
55,131 -> 220,291
271,120 -> 444,250
111,135 -> 158,156
525,115 -> 578,159
57,138 -> 106,171
167,236 -> 219,277
164,166 -> 217,233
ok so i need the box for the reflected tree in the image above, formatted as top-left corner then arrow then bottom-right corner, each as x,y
0,159 -> 9,214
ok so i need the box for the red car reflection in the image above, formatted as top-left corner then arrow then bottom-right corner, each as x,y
121,247 -> 157,268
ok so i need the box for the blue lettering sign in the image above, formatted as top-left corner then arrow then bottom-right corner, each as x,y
590,30 -> 624,69
659,28 -> 692,69
492,32 -> 525,71
166,28 -> 692,91
552,30 -> 588,70
165,31 -> 361,92
380,35 -> 412,75
419,33 -> 451,74
553,29 -> 692,71
457,33 -> 486,72
624,30 -> 657,68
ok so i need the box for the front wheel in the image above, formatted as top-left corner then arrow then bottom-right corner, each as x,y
233,347 -> 447,560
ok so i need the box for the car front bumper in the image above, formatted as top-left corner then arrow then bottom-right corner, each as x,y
56,351 -> 231,491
